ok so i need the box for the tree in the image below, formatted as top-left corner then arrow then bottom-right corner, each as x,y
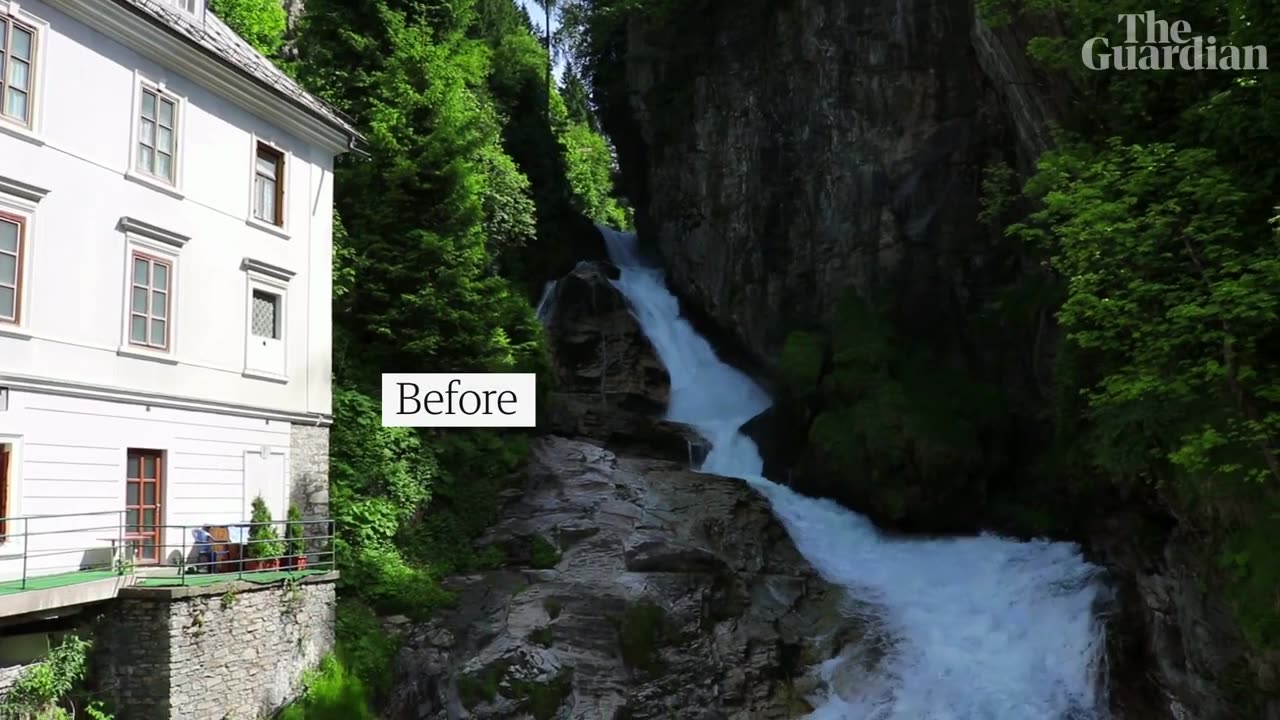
534,0 -> 557,124
560,63 -> 594,130
1015,139 -> 1280,491
207,0 -> 287,56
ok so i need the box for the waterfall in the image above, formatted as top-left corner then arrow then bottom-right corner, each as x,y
536,279 -> 558,324
599,226 -> 1110,720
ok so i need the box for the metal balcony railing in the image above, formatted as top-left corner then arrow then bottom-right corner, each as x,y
0,510 -> 336,592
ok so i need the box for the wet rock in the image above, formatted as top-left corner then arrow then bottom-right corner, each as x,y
544,261 -> 669,414
384,437 -> 873,720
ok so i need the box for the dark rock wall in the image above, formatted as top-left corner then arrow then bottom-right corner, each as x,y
604,0 -> 1061,370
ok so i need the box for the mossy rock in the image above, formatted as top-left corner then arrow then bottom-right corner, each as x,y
616,600 -> 673,675
505,668 -> 575,720
457,660 -> 510,708
543,598 -> 562,620
530,535 -> 562,570
529,626 -> 554,648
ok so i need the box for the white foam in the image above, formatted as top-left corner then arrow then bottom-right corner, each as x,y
600,226 -> 1110,720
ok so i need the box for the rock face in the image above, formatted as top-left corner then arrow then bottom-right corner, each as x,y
544,260 -> 669,415
542,261 -> 708,463
384,437 -> 868,720
599,0 -> 1064,370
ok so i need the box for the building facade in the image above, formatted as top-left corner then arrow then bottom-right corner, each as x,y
0,0 -> 360,579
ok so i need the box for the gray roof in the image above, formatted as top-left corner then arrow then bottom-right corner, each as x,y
113,0 -> 363,143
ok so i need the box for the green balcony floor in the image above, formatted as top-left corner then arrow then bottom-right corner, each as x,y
0,567 -> 334,596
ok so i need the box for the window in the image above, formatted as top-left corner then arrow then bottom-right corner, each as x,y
129,253 -> 171,349
251,289 -> 280,339
0,15 -> 36,127
253,143 -> 284,226
125,449 -> 163,563
166,0 -> 201,13
137,88 -> 177,183
0,444 -> 9,538
0,213 -> 21,323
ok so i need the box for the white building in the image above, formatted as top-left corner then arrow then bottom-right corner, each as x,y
0,0 -> 361,583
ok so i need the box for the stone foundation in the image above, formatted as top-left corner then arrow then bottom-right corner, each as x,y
93,574 -> 337,720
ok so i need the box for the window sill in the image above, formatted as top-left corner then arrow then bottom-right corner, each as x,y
0,120 -> 45,147
124,170 -> 184,200
242,368 -> 289,384
117,345 -> 180,365
0,324 -> 33,341
245,216 -> 291,240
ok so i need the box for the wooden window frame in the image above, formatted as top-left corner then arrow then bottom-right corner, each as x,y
128,251 -> 172,350
136,86 -> 179,184
0,15 -> 39,129
0,212 -> 23,324
253,142 -> 285,227
125,448 -> 164,564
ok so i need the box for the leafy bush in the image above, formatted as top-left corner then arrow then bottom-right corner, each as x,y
207,0 -> 287,56
0,636 -> 112,720
278,655 -> 372,720
247,495 -> 285,560
286,503 -> 305,559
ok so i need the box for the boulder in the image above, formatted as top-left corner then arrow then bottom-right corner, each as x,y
544,261 -> 669,415
383,437 -> 875,720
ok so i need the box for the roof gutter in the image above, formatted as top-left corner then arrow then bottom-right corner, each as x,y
348,135 -> 372,160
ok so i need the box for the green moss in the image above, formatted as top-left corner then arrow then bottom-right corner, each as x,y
616,601 -> 672,674
529,627 -> 554,648
1221,514 -> 1280,648
457,660 -> 510,708
543,598 -> 562,619
530,536 -> 561,569
506,668 -> 574,720
779,330 -> 825,398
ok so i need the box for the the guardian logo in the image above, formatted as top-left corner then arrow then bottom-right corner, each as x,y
1082,12 -> 1268,71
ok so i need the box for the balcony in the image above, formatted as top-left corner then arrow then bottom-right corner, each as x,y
0,511 -> 335,621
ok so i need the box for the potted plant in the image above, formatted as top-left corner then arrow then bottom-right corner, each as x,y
285,502 -> 308,570
245,495 -> 285,571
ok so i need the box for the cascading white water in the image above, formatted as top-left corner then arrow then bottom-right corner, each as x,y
536,279 -> 559,323
599,226 -> 1111,720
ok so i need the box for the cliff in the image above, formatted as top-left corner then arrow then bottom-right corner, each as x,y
580,0 -> 1276,717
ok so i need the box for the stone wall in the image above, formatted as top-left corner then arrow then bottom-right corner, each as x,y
289,424 -> 330,521
93,574 -> 337,720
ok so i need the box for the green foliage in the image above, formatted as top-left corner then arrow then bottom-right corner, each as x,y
458,660 -> 510,708
977,161 -> 1017,227
804,294 -> 1003,523
529,626 -> 554,647
278,654 -> 374,720
208,0 -> 287,56
0,636 -> 106,720
616,600 -> 671,674
334,601 -> 401,705
506,668 -> 574,720
543,598 -> 562,619
1015,139 -> 1280,495
529,535 -> 561,569
286,503 -> 305,558
328,388 -> 451,615
1221,516 -> 1280,647
779,331 -> 825,399
247,496 -> 285,559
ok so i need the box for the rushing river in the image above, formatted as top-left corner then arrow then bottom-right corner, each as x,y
599,226 -> 1111,720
